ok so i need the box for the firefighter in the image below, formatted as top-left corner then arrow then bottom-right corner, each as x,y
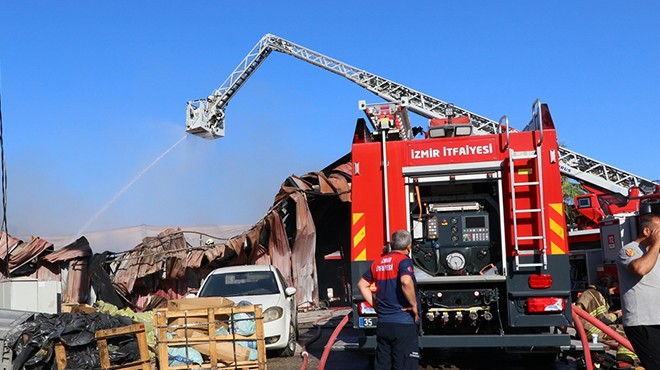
357,229 -> 420,370
575,275 -> 639,366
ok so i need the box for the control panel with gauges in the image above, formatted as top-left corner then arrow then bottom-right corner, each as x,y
412,201 -> 493,276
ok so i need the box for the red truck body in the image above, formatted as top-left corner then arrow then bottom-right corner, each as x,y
350,103 -> 572,354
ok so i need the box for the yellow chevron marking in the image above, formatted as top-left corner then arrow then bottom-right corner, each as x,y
551,241 -> 565,255
356,248 -> 367,261
550,203 -> 564,216
550,217 -> 565,240
352,212 -> 367,260
354,226 -> 366,247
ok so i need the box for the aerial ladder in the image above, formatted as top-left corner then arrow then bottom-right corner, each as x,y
186,33 -> 657,196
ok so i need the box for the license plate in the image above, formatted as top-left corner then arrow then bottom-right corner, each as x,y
359,316 -> 377,328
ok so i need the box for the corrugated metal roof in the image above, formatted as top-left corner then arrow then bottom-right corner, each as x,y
23,224 -> 252,253
42,236 -> 92,263
0,234 -> 54,276
106,157 -> 352,310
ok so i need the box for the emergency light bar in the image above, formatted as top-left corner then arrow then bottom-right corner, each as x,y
428,122 -> 473,138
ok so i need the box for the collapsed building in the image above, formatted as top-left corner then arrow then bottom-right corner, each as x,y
0,155 -> 352,312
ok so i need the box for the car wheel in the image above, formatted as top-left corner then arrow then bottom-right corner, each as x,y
278,322 -> 297,357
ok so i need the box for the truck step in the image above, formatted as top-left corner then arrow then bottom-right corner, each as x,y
513,181 -> 540,187
514,208 -> 541,214
516,262 -> 544,268
510,151 -> 537,159
517,249 -> 545,255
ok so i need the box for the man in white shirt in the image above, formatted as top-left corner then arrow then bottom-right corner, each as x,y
616,213 -> 660,369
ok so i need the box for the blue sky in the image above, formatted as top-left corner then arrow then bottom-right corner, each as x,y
0,1 -> 658,240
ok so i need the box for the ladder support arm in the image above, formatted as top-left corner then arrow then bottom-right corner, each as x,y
186,33 -> 658,196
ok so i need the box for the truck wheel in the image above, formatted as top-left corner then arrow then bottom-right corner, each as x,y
278,323 -> 297,357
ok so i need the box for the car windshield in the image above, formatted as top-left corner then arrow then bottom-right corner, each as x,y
199,270 -> 280,297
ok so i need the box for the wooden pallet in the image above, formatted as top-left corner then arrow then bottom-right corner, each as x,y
96,323 -> 152,370
155,305 -> 267,370
55,323 -> 151,370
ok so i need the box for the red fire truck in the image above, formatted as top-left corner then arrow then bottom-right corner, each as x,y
350,100 -> 571,358
184,34 -> 658,362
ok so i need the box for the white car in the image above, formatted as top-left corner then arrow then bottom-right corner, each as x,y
197,264 -> 298,356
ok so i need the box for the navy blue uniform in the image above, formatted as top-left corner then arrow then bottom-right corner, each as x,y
362,251 -> 420,369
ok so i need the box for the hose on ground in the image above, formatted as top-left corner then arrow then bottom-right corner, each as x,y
318,311 -> 352,370
299,309 -> 337,370
300,348 -> 310,370
572,305 -> 634,352
571,306 -> 594,370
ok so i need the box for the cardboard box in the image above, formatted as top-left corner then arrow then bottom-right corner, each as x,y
188,330 -> 253,362
169,315 -> 230,338
167,297 -> 234,311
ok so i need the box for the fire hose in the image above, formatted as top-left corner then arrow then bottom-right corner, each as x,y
571,306 -> 594,370
318,311 -> 352,370
299,324 -> 321,370
571,305 -> 636,370
299,308 -> 350,370
299,310 -> 333,370
572,305 -> 634,352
